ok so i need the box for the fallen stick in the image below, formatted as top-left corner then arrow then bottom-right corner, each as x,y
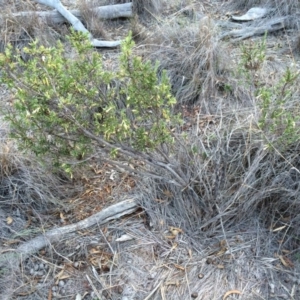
0,198 -> 138,266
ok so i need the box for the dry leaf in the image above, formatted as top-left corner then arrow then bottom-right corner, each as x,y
89,248 -> 101,254
170,229 -> 180,236
155,198 -> 166,203
4,239 -> 21,245
47,288 -> 52,300
165,235 -> 176,239
223,290 -> 242,299
54,269 -> 70,283
166,281 -> 180,287
215,248 -> 227,256
75,294 -> 82,300
173,264 -> 185,271
58,274 -> 71,280
55,269 -> 65,279
273,225 -> 286,232
279,255 -> 294,268
6,216 -> 13,225
116,234 -> 134,242
217,264 -> 225,269
220,240 -> 227,248
163,190 -> 173,198
170,243 -> 178,251
109,171 -> 116,180
169,226 -> 183,236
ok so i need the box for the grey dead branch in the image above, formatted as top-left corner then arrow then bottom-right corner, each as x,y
0,198 -> 138,266
29,0 -> 133,47
220,14 -> 297,41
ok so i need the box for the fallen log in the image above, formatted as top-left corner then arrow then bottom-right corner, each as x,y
7,3 -> 133,25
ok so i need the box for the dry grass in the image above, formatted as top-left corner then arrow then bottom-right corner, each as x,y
0,0 -> 68,58
0,118 -> 73,298
0,120 -> 66,210
132,0 -> 164,15
139,15 -> 227,106
134,0 -> 300,241
77,0 -> 108,38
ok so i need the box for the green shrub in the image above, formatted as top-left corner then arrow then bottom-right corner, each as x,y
236,33 -> 267,88
257,67 -> 300,150
236,34 -> 300,150
0,31 -> 179,174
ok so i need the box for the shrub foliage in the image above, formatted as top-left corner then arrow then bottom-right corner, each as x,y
0,31 -> 178,173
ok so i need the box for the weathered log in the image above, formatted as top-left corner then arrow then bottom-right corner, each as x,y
9,3 -> 133,25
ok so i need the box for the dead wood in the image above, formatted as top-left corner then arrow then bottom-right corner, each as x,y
26,0 -> 133,47
220,15 -> 296,41
0,198 -> 138,267
7,3 -> 133,25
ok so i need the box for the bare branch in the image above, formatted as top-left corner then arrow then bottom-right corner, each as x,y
0,198 -> 138,266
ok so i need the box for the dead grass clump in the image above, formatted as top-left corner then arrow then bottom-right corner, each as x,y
0,136 -> 66,213
132,0 -> 163,15
77,0 -> 108,38
143,16 -> 228,106
139,111 -> 300,247
130,15 -> 148,42
0,116 -> 68,213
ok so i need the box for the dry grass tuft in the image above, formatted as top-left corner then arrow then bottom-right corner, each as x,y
0,119 -> 74,299
141,15 -> 228,106
130,15 -> 148,42
132,0 -> 164,15
136,5 -> 300,244
77,0 -> 108,38
139,111 -> 300,242
0,121 -> 66,212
